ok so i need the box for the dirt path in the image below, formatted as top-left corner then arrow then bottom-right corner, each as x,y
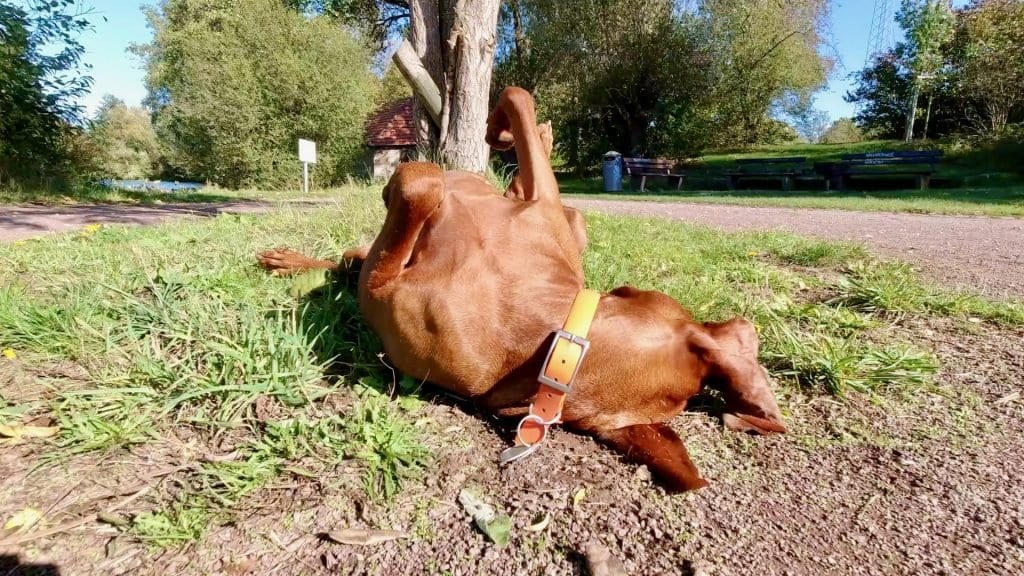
566,199 -> 1024,299
0,202 -> 288,243
3,199 -> 1022,298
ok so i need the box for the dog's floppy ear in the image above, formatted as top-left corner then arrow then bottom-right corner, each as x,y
687,320 -> 787,435
594,423 -> 709,492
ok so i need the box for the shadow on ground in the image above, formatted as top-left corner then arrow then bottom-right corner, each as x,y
0,555 -> 61,576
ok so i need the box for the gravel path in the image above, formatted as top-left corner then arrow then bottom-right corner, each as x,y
565,199 -> 1024,299
0,201 -> 290,243
3,199 -> 1022,298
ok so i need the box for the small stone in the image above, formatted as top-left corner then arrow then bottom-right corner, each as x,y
634,465 -> 652,482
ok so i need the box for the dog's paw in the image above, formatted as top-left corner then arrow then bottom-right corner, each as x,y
257,248 -> 308,276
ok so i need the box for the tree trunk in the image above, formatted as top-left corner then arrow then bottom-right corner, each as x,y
439,0 -> 502,173
410,0 -> 444,154
406,0 -> 501,173
904,81 -> 921,143
922,93 -> 933,140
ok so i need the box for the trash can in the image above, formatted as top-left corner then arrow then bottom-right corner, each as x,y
602,151 -> 623,192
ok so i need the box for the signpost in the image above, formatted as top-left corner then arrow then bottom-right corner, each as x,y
298,139 -> 317,194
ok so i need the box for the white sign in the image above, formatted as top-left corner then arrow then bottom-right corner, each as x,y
298,139 -> 317,164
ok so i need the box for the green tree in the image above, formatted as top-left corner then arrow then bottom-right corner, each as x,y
821,117 -> 864,144
0,0 -> 93,185
134,0 -> 379,188
895,0 -> 955,140
89,95 -> 161,179
699,0 -> 833,146
954,0 -> 1024,134
494,0 -> 713,167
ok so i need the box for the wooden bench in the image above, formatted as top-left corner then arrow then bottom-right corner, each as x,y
817,150 -> 943,191
623,157 -> 685,191
725,157 -> 811,191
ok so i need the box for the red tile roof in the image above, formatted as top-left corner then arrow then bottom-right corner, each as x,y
365,97 -> 417,148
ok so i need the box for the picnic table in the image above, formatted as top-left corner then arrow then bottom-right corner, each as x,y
724,157 -> 814,191
623,157 -> 686,191
816,150 -> 943,191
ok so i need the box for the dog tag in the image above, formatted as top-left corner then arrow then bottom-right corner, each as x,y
498,444 -> 539,465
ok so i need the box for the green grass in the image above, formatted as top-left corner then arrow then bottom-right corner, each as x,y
560,140 -> 1024,217
562,181 -> 1024,218
2,184 -> 1020,549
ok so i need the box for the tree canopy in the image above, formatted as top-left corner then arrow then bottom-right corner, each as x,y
134,0 -> 379,188
848,0 -> 1023,138
0,0 -> 93,185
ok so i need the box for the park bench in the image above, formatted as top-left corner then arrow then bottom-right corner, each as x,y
623,157 -> 686,191
724,157 -> 812,191
817,150 -> 943,191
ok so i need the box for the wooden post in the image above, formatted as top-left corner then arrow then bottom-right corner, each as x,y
392,40 -> 443,129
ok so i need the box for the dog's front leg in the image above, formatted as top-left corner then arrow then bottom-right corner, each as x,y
361,162 -> 445,294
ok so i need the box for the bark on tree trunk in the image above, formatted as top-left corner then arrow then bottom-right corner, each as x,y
923,93 -> 933,140
410,0 -> 444,154
406,0 -> 501,173
440,0 -> 502,173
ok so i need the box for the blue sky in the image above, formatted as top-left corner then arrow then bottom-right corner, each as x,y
76,0 -> 968,121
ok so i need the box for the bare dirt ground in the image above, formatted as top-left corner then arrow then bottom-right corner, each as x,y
3,319 -> 1023,575
564,199 -> 1024,299
0,202 -> 298,243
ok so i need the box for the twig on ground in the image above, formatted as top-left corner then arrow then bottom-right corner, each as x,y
0,463 -> 194,547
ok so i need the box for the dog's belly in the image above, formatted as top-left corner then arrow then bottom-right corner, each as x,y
371,251 -> 579,397
363,194 -> 584,398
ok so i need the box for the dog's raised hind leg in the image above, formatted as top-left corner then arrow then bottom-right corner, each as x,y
361,162 -> 445,294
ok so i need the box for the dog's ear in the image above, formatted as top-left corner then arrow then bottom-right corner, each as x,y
687,320 -> 787,435
594,423 -> 709,492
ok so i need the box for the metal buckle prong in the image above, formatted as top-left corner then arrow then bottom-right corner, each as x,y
536,329 -> 590,393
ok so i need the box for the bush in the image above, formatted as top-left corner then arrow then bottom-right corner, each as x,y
136,0 -> 379,188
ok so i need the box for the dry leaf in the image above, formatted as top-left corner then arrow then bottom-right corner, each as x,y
326,528 -> 408,546
4,508 -> 43,532
0,424 -> 59,440
2,348 -> 16,360
458,489 -> 512,546
524,513 -> 551,532
572,487 -> 587,508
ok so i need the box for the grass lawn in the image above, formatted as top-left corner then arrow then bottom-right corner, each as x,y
559,139 -> 1024,217
561,179 -> 1024,217
1,185 -> 1022,571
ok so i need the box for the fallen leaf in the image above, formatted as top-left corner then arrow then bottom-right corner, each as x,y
325,528 -> 408,546
482,514 -> 511,546
458,488 -> 512,546
458,489 -> 495,524
4,508 -> 43,532
84,224 -> 103,233
0,424 -> 59,440
524,513 -> 551,532
2,348 -> 16,360
572,486 -> 587,508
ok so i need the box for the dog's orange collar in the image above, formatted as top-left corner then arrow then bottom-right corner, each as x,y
499,288 -> 601,464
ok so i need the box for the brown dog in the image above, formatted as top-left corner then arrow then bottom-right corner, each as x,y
258,87 -> 785,491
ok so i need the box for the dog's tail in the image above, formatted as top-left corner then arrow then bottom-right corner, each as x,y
592,423 -> 710,492
485,87 -> 559,204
